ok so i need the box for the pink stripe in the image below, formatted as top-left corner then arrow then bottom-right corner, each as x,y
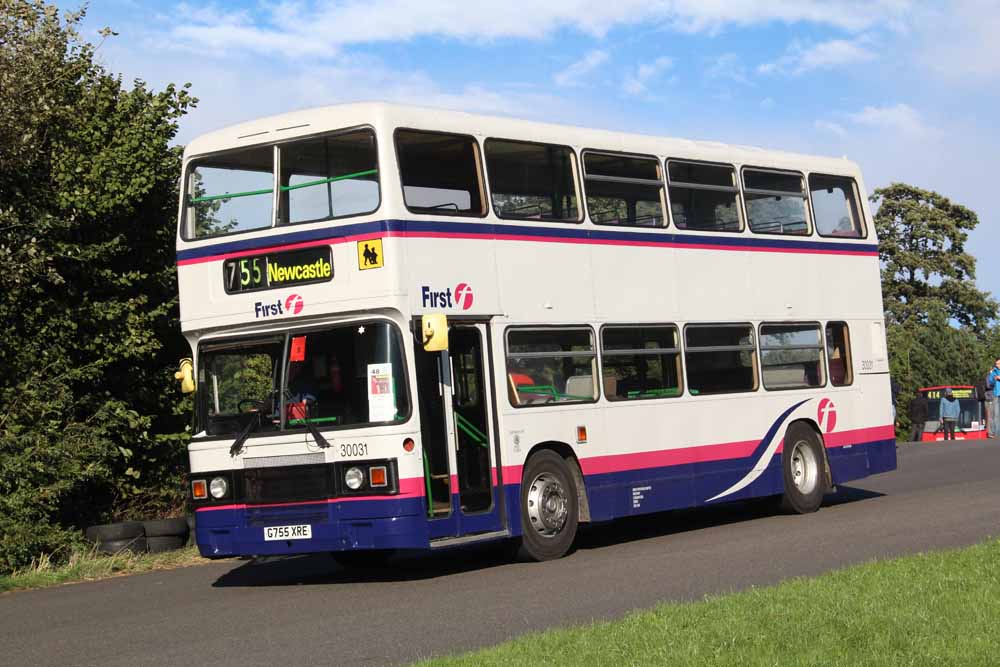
195,476 -> 424,512
823,424 -> 895,448
579,438 -> 759,476
177,230 -> 877,266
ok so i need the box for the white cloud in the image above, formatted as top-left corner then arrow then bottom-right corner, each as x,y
554,50 -> 609,87
759,97 -> 775,109
162,1 -> 914,57
706,53 -> 752,85
912,1 -> 1000,84
814,119 -> 848,137
847,103 -> 931,137
758,38 -> 876,75
623,56 -> 673,95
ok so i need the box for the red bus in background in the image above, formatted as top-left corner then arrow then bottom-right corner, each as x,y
918,385 -> 988,441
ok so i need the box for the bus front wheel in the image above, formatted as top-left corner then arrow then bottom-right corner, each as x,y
516,450 -> 579,561
780,423 -> 828,514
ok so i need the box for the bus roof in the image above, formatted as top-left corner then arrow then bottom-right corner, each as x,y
183,102 -> 863,177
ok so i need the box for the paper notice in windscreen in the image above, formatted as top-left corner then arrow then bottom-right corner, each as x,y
367,363 -> 396,421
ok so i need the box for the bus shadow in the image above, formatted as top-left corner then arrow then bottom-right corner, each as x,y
575,485 -> 884,551
211,485 -> 884,588
211,542 -> 517,588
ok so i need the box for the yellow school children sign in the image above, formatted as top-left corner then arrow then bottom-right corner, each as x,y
357,239 -> 384,270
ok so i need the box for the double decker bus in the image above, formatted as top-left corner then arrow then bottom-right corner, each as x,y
917,385 -> 988,441
175,103 -> 896,562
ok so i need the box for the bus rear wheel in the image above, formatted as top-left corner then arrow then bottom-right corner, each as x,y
516,450 -> 579,561
780,423 -> 828,514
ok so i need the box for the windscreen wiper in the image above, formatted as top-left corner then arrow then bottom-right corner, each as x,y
230,412 -> 262,457
283,390 -> 330,449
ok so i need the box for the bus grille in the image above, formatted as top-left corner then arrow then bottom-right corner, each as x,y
243,464 -> 331,504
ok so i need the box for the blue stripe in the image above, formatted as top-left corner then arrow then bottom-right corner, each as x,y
177,218 -> 878,262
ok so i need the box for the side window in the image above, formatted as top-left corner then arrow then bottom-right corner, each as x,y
583,152 -> 665,227
809,174 -> 866,238
667,160 -> 741,232
278,129 -> 379,225
395,130 -> 486,216
506,328 -> 596,406
684,324 -> 757,395
760,323 -> 825,390
743,169 -> 809,236
601,326 -> 682,401
826,322 -> 853,386
485,139 -> 580,222
185,145 -> 274,238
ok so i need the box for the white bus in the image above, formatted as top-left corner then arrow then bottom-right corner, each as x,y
176,103 -> 895,562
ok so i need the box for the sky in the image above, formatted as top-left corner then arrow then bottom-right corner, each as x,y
86,0 -> 1000,293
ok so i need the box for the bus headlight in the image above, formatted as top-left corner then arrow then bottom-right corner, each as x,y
345,467 -> 364,490
209,476 -> 229,499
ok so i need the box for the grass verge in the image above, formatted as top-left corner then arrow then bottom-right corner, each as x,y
421,538 -> 1000,666
0,545 -> 209,594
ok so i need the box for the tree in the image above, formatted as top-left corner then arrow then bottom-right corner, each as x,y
0,1 -> 196,571
871,183 -> 997,330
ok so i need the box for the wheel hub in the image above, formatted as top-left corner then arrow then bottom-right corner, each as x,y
526,472 -> 569,537
790,439 -> 819,494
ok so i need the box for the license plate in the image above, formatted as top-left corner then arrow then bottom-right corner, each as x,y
264,524 -> 312,541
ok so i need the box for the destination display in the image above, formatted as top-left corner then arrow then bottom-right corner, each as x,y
223,246 -> 332,294
925,388 -> 974,399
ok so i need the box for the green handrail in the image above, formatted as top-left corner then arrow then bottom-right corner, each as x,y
287,416 -> 338,426
280,168 -> 378,192
422,449 -> 434,518
455,412 -> 488,448
517,385 -> 593,401
189,168 -> 378,203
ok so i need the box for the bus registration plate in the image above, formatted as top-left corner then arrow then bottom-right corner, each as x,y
264,525 -> 312,541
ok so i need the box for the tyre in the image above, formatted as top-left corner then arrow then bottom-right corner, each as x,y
515,450 -> 579,561
186,515 -> 197,546
85,521 -> 144,544
331,550 -> 395,569
143,518 -> 190,538
780,423 -> 828,514
146,536 -> 186,553
98,536 -> 148,555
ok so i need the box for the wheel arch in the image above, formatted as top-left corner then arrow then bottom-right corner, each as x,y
524,440 -> 591,523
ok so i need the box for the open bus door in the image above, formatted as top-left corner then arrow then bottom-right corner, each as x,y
414,319 -> 505,541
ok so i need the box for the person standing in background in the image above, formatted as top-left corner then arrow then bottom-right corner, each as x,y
908,392 -> 928,442
939,388 -> 960,441
987,358 -> 1000,438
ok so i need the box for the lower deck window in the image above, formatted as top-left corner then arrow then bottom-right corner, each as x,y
684,324 -> 757,395
760,323 -> 824,389
506,328 -> 596,406
601,325 -> 682,400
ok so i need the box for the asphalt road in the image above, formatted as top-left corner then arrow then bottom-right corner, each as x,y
3,439 -> 999,666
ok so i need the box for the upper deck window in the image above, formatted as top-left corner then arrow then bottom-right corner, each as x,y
809,174 -> 866,238
278,130 -> 379,225
184,145 -> 274,239
583,152 -> 665,227
667,160 -> 742,232
485,139 -> 580,222
182,129 -> 379,240
743,169 -> 810,236
395,129 -> 486,216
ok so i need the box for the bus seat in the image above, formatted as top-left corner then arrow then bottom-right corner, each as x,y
829,358 -> 846,385
565,374 -> 595,400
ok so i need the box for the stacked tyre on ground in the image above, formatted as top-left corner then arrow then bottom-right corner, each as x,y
84,517 -> 192,555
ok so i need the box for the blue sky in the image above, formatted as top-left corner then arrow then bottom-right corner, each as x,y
87,1 -> 1000,295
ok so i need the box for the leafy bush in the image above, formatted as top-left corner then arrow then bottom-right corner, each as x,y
0,1 -> 196,572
